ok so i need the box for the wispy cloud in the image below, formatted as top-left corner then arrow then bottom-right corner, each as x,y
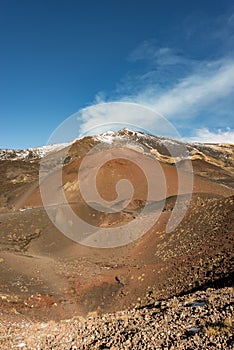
85,51 -> 234,139
132,58 -> 234,120
80,12 -> 234,144
129,43 -> 195,68
122,44 -> 197,94
187,128 -> 234,144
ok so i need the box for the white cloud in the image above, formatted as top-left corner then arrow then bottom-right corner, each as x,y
78,41 -> 234,142
134,59 -> 234,119
124,43 -> 234,123
187,128 -> 234,144
79,58 -> 234,137
78,102 -> 179,139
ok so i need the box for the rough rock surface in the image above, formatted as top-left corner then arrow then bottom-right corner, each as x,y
0,287 -> 233,349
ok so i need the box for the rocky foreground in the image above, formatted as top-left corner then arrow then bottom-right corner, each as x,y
0,286 -> 233,349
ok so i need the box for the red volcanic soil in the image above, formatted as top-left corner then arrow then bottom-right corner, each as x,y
14,146 -> 233,211
0,137 -> 233,326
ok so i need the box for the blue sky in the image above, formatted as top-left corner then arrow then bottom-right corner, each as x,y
1,0 -> 234,148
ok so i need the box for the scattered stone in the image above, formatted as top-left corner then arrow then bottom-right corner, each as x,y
0,286 -> 233,349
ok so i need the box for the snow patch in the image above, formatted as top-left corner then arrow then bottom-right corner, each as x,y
0,143 -> 70,161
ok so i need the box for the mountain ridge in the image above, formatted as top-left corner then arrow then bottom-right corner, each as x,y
1,129 -> 233,170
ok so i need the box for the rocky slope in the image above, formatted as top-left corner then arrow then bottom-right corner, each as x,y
0,129 -> 233,348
